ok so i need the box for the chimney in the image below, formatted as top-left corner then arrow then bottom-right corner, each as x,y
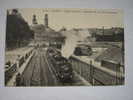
45,14 -> 48,28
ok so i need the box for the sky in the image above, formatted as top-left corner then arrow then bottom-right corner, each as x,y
12,8 -> 124,31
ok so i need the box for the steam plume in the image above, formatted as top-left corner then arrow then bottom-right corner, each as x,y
61,29 -> 90,59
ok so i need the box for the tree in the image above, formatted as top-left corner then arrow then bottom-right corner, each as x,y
6,9 -> 34,48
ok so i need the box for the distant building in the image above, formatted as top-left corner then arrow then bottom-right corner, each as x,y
95,45 -> 124,72
31,14 -> 65,47
95,27 -> 124,42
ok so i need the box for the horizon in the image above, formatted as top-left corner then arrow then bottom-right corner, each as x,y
8,8 -> 124,31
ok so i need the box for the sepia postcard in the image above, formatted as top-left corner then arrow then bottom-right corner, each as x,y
5,8 -> 124,87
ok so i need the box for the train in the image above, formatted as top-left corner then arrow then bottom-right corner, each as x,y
74,44 -> 92,56
47,48 -> 73,82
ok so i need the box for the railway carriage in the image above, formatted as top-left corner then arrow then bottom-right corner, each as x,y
47,48 -> 73,82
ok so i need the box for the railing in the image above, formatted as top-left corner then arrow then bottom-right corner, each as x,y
5,63 -> 17,85
70,55 -> 124,85
5,48 -> 34,85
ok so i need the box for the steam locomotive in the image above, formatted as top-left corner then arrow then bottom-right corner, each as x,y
47,48 -> 73,82
74,44 -> 92,56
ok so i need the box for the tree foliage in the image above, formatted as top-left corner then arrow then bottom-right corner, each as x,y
6,11 -> 34,48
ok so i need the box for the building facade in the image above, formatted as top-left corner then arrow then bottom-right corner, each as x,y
31,14 -> 65,47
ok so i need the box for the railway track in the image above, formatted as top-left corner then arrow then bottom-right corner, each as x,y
30,51 -> 41,86
21,47 -> 90,86
29,48 -> 60,86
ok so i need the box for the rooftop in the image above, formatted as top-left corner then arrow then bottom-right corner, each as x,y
95,45 -> 124,65
30,24 -> 64,38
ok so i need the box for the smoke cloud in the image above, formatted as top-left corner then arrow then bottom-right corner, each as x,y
61,29 -> 90,59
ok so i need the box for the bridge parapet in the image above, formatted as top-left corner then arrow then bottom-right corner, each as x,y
5,48 -> 34,86
70,55 -> 124,85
